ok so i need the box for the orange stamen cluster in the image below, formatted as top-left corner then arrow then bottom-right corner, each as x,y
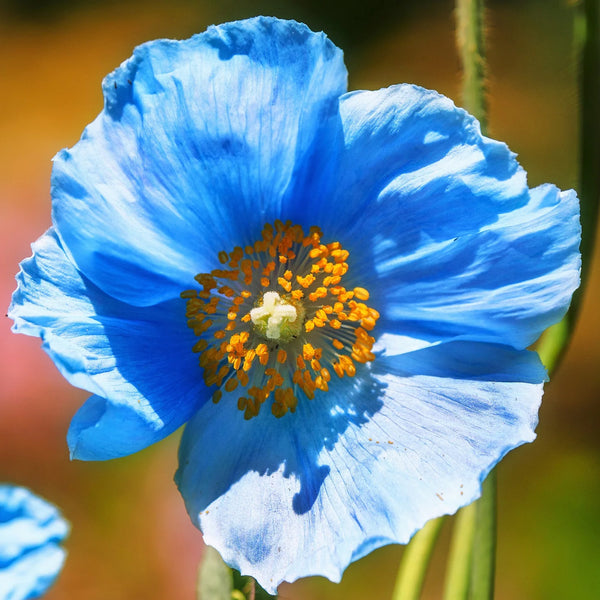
181,221 -> 379,420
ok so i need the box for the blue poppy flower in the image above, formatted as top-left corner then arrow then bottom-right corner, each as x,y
0,486 -> 68,600
9,16 -> 580,593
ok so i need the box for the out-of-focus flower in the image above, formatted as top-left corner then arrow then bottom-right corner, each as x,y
9,17 -> 579,593
0,485 -> 68,600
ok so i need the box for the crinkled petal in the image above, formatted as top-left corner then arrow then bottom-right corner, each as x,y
318,85 -> 580,350
0,486 -> 68,600
51,16 -> 347,306
176,341 -> 544,593
8,229 -> 205,459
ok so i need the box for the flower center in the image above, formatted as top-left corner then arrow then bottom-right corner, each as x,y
250,291 -> 302,341
181,221 -> 379,419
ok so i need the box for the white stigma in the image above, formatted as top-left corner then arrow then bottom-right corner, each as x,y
250,291 -> 297,340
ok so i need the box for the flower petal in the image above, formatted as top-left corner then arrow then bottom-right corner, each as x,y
51,17 -> 347,306
9,229 -> 205,459
175,341 -> 544,592
320,85 -> 580,350
0,486 -> 68,600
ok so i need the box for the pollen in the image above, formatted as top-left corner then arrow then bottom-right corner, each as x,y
181,221 -> 379,420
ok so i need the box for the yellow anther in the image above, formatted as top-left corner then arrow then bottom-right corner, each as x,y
218,285 -> 235,297
243,352 -> 255,372
316,309 -> 329,322
193,339 -> 208,353
194,319 -> 212,334
297,274 -> 316,289
277,277 -> 292,293
332,263 -> 346,276
362,316 -> 376,331
272,403 -> 286,418
303,343 -> 315,360
308,287 -> 327,302
180,290 -> 197,299
277,349 -> 287,364
354,287 -> 370,301
225,378 -> 239,393
261,277 -> 270,287
218,251 -> 228,264
332,362 -> 344,378
237,370 -> 249,387
332,338 -> 344,350
320,368 -> 331,382
256,343 -> 268,356
240,259 -> 252,274
330,319 -> 342,329
315,376 -> 328,392
263,261 -> 276,275
305,320 -> 315,332
212,390 -> 223,404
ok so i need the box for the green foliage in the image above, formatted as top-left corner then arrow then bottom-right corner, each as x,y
197,547 -> 233,600
197,547 -> 278,600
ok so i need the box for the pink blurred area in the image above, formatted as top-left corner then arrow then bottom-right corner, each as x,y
1,1 -> 599,599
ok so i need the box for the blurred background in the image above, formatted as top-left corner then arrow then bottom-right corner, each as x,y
1,0 -> 598,598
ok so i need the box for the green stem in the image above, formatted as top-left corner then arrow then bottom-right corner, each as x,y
468,471 -> 497,600
442,502 -> 477,600
576,0 -> 600,307
537,0 -> 599,372
455,0 -> 488,130
536,318 -> 570,373
391,517 -> 445,600
448,3 -> 497,600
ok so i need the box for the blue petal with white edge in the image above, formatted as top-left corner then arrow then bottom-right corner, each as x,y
8,229 -> 205,460
315,85 -> 580,352
51,17 -> 347,306
175,341 -> 545,593
0,485 -> 68,600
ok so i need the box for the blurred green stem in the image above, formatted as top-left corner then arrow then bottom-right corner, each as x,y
468,471 -> 497,600
442,503 -> 477,600
575,0 -> 600,304
537,0 -> 599,370
391,517 -> 445,600
444,2 -> 497,600
455,0 -> 487,130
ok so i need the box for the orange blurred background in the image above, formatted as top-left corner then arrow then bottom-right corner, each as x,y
1,1 -> 598,599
